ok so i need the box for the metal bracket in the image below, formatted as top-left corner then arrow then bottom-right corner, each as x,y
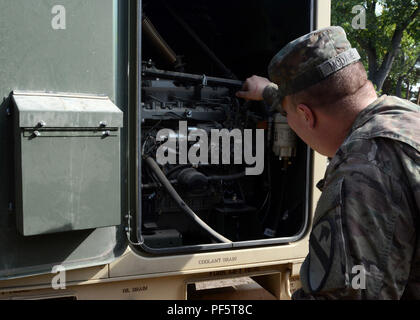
201,74 -> 208,87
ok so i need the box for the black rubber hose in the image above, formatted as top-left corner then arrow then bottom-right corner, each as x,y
144,156 -> 232,243
207,172 -> 246,181
165,164 -> 192,177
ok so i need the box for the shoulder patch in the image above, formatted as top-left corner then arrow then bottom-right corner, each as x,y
307,218 -> 335,292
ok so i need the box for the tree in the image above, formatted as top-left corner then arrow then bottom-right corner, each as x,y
386,34 -> 419,99
332,0 -> 419,96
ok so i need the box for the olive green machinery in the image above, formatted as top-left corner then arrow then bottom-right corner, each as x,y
0,0 -> 330,299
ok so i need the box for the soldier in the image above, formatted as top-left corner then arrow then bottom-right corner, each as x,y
236,26 -> 420,299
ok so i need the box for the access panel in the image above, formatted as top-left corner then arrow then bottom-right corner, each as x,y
13,92 -> 123,236
0,0 -> 128,280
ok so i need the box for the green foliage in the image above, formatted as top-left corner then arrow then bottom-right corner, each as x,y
332,0 -> 419,98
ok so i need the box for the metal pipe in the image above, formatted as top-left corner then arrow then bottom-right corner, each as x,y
142,15 -> 178,66
142,66 -> 243,89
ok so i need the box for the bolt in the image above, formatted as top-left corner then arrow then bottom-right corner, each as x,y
102,130 -> 111,137
37,121 -> 46,128
202,74 -> 208,86
185,110 -> 193,118
99,121 -> 107,128
33,131 -> 41,137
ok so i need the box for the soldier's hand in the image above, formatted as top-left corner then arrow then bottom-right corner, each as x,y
236,75 -> 273,101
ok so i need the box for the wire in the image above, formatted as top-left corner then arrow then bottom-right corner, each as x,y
144,156 -> 232,243
143,119 -> 163,138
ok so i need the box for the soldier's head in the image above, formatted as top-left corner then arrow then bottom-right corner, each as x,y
268,26 -> 377,157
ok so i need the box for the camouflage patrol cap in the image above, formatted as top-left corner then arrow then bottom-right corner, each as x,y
268,26 -> 361,98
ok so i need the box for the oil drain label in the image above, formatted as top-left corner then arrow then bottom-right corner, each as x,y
122,285 -> 148,294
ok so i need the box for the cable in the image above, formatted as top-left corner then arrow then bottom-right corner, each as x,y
144,156 -> 232,243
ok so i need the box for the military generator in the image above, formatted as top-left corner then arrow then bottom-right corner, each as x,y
0,0 -> 330,300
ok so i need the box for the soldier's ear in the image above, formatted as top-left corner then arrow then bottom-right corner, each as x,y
296,104 -> 315,129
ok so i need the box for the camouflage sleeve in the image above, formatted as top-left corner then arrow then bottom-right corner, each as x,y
293,155 -> 417,300
262,83 -> 282,112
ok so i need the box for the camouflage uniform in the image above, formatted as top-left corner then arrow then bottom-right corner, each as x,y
265,26 -> 361,112
294,95 -> 420,299
263,27 -> 420,299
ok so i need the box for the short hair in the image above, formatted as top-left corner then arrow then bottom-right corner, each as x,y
290,61 -> 371,110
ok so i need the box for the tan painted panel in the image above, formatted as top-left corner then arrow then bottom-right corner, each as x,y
1,265 -> 293,300
317,0 -> 332,29
109,242 -> 308,278
1,276 -> 184,300
74,276 -> 185,300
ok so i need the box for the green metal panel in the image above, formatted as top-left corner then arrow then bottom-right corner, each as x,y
13,92 -> 122,236
0,0 -> 129,280
13,91 -> 123,128
0,0 -> 116,101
